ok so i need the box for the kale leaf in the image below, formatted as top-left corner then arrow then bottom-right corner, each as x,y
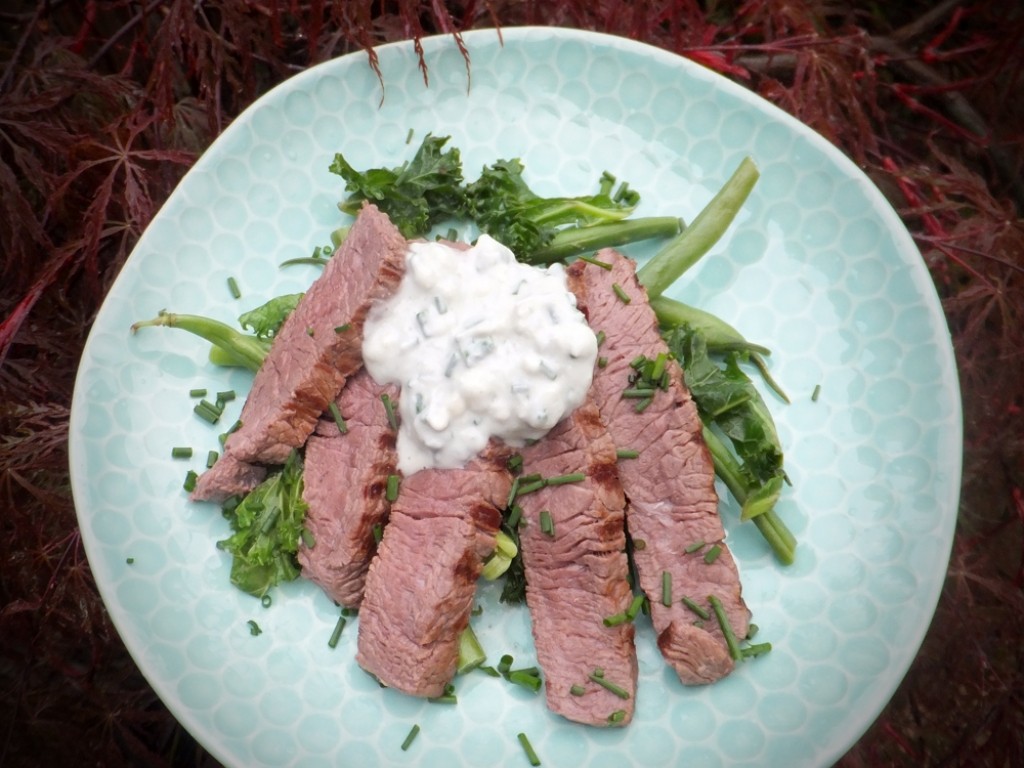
330,133 -> 466,238
217,450 -> 308,598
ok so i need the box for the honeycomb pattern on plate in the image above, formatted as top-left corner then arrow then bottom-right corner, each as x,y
70,27 -> 961,768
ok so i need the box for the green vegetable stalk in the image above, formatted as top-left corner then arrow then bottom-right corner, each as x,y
332,133 -> 684,264
130,293 -> 300,372
637,156 -> 760,298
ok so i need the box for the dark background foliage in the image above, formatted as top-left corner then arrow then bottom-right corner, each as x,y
1,1 -> 1022,766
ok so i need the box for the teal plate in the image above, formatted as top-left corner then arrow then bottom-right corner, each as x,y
70,27 -> 962,768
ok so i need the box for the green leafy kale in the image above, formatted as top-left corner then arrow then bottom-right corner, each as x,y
666,326 -> 787,530
463,159 -> 639,260
217,450 -> 308,598
331,133 -> 679,263
238,293 -> 303,339
330,133 -> 466,238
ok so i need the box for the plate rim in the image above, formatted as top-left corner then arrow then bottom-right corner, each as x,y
69,24 -> 963,768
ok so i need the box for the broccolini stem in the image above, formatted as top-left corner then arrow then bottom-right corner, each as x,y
637,156 -> 760,298
527,216 -> 682,264
130,311 -> 270,372
650,295 -> 770,355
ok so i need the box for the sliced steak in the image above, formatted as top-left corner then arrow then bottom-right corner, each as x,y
516,399 -> 637,726
355,446 -> 511,698
567,250 -> 750,685
297,370 -> 399,609
190,452 -> 267,503
221,202 -> 406,465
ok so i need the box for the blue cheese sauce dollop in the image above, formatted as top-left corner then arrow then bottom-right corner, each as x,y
361,235 -> 598,474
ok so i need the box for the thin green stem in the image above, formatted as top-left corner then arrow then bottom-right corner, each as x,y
637,156 -> 759,298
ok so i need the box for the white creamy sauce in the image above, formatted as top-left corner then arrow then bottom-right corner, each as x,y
362,235 -> 597,474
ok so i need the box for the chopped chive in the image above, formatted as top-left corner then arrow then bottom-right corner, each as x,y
592,668 -> 604,678
400,724 -> 420,751
126,557 -> 135,564
578,254 -> 613,270
171,446 -> 193,459
703,544 -> 722,564
216,389 -> 236,403
334,323 -> 351,333
227,276 -> 241,299
629,355 -> 647,369
247,620 -> 262,636
588,670 -> 630,699
193,400 -> 222,424
508,669 -> 543,693
681,596 -> 710,620
539,509 -> 554,537
300,526 -> 315,549
381,393 -> 399,430
812,383 -> 822,402
746,623 -> 759,639
515,479 -> 546,496
545,472 -> 585,486
741,641 -> 773,658
206,450 -> 219,468
632,538 -> 646,550
625,594 -> 646,620
621,387 -> 656,398
428,693 -> 458,704
608,709 -> 627,724
505,476 -> 521,507
372,523 -> 383,544
633,396 -> 653,413
327,615 -> 347,648
612,282 -> 632,304
405,127 -> 415,144
507,454 -> 523,474
517,732 -> 541,767
385,474 -> 400,502
183,469 -> 198,492
327,401 -> 348,434
189,387 -> 207,398
477,665 -> 501,677
261,594 -> 272,608
595,330 -> 606,347
685,540 -> 706,554
616,448 -> 639,459
661,571 -> 672,607
306,326 -> 315,337
650,352 -> 668,382
603,612 -> 628,627
497,654 -> 514,675
506,504 -> 523,529
570,684 -> 586,696
708,595 -> 743,661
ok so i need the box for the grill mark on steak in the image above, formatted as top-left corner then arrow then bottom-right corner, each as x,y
355,445 -> 511,698
516,399 -> 638,726
220,203 -> 406,466
567,250 -> 750,686
297,370 -> 398,609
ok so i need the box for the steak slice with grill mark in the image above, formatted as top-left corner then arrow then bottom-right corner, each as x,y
516,399 -> 638,726
190,451 -> 267,503
220,202 -> 406,466
567,250 -> 750,685
298,370 -> 398,609
355,445 -> 511,698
